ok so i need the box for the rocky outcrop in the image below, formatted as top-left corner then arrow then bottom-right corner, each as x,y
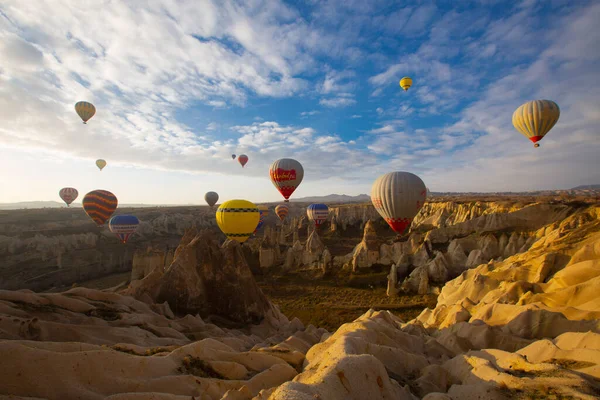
0,206 -> 220,291
351,220 -> 383,272
126,229 -> 274,325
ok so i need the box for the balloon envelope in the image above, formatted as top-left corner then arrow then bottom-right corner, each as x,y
205,191 -> 219,207
307,203 -> 329,226
399,77 -> 412,91
96,159 -> 107,171
59,187 -> 78,206
75,101 -> 96,124
216,200 -> 260,243
238,154 -> 248,167
109,215 -> 139,244
512,100 -> 560,148
254,205 -> 269,233
231,154 -> 236,159
275,204 -> 289,221
371,171 -> 426,235
269,158 -> 304,202
82,190 -> 118,226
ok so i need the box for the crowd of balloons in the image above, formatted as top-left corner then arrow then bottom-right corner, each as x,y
64,78 -> 560,244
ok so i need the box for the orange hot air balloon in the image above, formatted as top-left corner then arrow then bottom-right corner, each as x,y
82,190 -> 118,226
275,204 -> 289,221
238,154 -> 248,167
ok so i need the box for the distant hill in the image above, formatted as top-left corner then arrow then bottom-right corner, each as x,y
571,184 -> 600,190
290,194 -> 371,203
0,201 -> 190,210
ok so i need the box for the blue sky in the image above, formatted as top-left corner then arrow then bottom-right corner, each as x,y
0,0 -> 599,204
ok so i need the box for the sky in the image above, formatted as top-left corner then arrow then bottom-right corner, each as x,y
1,0 -> 599,204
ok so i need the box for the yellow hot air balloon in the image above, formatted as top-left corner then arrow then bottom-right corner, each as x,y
96,159 -> 107,171
512,100 -> 560,148
75,101 -> 96,124
399,77 -> 412,91
216,200 -> 260,243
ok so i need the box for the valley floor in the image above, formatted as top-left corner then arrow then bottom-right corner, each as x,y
68,271 -> 437,331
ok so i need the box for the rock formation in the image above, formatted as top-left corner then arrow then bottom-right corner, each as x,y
126,229 -> 275,325
0,204 -> 599,399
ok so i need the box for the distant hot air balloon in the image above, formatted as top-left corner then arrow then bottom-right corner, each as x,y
75,101 -> 96,124
231,154 -> 236,159
254,205 -> 269,233
275,204 -> 289,222
109,215 -> 140,244
399,77 -> 413,91
371,171 -> 427,236
96,159 -> 107,171
269,158 -> 304,202
82,190 -> 118,226
512,100 -> 560,148
307,203 -> 329,227
59,187 -> 78,207
216,199 -> 260,243
238,154 -> 248,167
205,191 -> 219,208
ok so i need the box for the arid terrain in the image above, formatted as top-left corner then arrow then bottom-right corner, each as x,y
1,194 -> 599,399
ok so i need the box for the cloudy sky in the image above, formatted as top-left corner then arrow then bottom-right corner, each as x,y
1,0 -> 599,204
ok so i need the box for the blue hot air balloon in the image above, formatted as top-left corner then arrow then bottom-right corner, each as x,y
108,215 -> 140,244
307,203 -> 329,227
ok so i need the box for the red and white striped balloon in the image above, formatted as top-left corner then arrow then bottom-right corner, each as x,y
59,187 -> 79,207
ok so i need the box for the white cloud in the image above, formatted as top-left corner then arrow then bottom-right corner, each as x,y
350,114 -> 362,119
319,94 -> 356,108
206,122 -> 218,131
300,110 -> 320,117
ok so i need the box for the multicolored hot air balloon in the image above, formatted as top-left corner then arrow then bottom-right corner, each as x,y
238,154 -> 248,168
109,215 -> 140,244
254,205 -> 269,233
96,159 -> 107,171
275,204 -> 289,221
82,190 -> 118,226
75,101 -> 96,124
231,154 -> 236,159
399,77 -> 413,91
307,203 -> 329,227
512,100 -> 560,148
59,187 -> 78,207
269,158 -> 304,202
216,200 -> 260,243
205,191 -> 219,208
371,171 -> 427,236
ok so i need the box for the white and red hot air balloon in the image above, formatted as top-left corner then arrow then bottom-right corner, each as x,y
371,171 -> 427,236
269,158 -> 304,202
59,187 -> 78,207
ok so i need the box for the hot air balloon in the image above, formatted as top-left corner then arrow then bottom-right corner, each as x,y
275,204 -> 289,221
371,171 -> 427,236
75,101 -> 96,124
399,77 -> 412,91
269,158 -> 304,202
205,191 -> 219,208
512,100 -> 560,148
82,190 -> 118,226
307,203 -> 329,227
109,215 -> 140,244
231,154 -> 236,159
238,154 -> 248,167
216,200 -> 260,243
254,205 -> 269,233
59,187 -> 78,207
96,159 -> 107,171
